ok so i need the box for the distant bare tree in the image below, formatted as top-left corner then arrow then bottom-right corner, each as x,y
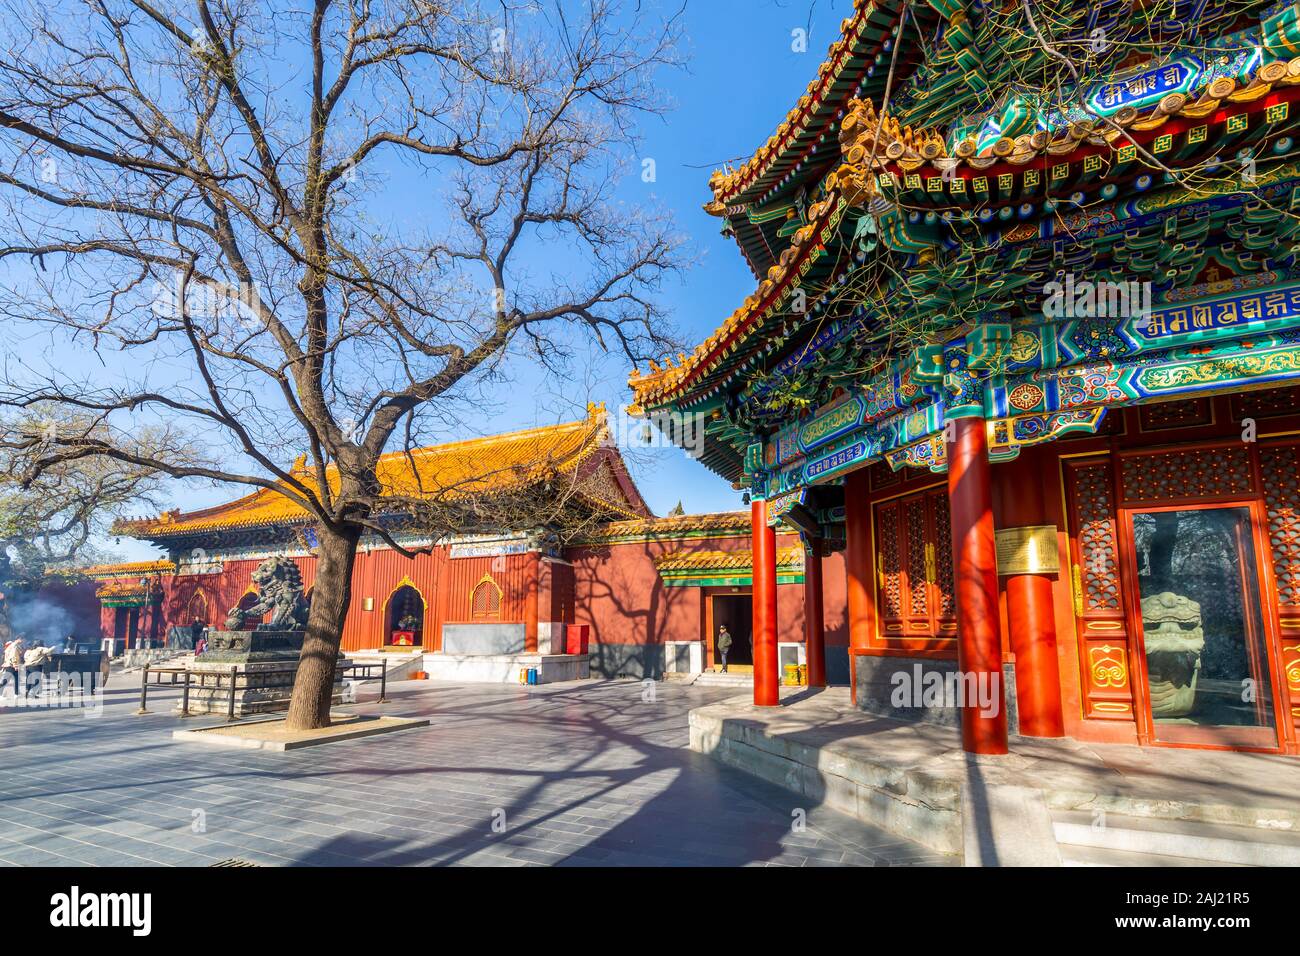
0,0 -> 685,727
0,408 -> 168,640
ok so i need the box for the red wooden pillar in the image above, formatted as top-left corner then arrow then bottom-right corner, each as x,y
947,417 -> 1008,754
844,468 -> 874,653
998,451 -> 1065,737
752,498 -> 779,706
524,551 -> 540,654
804,538 -> 826,687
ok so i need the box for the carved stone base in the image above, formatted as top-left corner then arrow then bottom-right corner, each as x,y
198,629 -> 308,663
182,650 -> 346,717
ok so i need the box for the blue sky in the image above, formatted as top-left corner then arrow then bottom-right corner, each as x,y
96,0 -> 851,559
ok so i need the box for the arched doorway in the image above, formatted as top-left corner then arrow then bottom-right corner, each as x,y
186,589 -> 209,624
184,589 -> 210,648
386,582 -> 425,647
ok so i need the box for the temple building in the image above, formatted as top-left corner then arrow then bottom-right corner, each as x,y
85,406 -> 843,680
629,0 -> 1300,755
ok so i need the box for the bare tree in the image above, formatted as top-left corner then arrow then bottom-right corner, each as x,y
0,0 -> 684,727
0,408 -> 169,640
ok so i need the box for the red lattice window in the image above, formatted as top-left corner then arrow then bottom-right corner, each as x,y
1260,443 -> 1300,609
905,498 -> 930,619
874,488 -> 955,641
932,494 -> 955,620
876,500 -> 903,621
1064,458 -> 1134,720
1074,463 -> 1121,612
1119,446 -> 1254,503
1231,386 -> 1300,421
471,575 -> 502,620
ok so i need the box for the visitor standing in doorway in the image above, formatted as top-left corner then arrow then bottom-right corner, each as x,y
717,624 -> 732,673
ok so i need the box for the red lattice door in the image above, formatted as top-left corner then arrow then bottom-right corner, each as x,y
873,488 -> 955,646
1260,441 -> 1300,733
1063,457 -> 1137,721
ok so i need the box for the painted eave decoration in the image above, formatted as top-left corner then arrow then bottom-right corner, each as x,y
655,545 -> 805,587
631,43 -> 1300,419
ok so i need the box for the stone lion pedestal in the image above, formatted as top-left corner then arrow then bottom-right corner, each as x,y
184,630 -> 348,716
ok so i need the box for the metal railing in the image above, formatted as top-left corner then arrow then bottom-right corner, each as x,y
136,660 -> 388,720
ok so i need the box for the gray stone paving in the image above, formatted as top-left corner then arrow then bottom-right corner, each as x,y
0,676 -> 955,867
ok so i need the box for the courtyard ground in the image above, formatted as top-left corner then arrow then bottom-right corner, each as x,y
0,677 -> 952,867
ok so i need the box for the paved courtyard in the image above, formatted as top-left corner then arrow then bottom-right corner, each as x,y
0,676 -> 953,867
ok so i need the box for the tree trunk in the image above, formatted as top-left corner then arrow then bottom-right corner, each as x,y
285,521 -> 362,730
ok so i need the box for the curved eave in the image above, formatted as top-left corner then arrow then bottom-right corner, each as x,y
708,0 -> 918,211
630,192 -> 855,408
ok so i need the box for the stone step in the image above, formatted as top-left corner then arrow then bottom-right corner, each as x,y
344,649 -> 425,680
1059,842 -> 1250,867
1052,810 -> 1300,866
693,672 -> 754,688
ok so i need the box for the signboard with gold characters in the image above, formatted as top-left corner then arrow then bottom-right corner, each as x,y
994,525 -> 1061,575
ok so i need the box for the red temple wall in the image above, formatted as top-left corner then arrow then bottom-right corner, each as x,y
153,547 -> 538,652
82,524 -> 848,665
568,531 -> 809,649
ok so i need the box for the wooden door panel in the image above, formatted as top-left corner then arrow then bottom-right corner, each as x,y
1065,458 -> 1136,722
1259,441 -> 1300,732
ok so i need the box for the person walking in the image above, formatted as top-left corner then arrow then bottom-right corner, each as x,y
3,636 -> 25,698
717,624 -> 733,673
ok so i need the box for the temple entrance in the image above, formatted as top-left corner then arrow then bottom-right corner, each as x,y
186,590 -> 209,625
1123,502 -> 1285,750
710,594 -> 752,672
111,607 -> 138,654
386,584 -> 425,647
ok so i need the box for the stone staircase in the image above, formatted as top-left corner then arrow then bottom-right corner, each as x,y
1051,809 -> 1300,866
692,671 -> 754,689
343,648 -> 424,682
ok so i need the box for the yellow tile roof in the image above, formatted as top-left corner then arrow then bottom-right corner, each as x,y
76,560 -> 176,580
580,510 -> 753,542
116,405 -> 646,539
655,546 -> 804,575
95,579 -> 162,598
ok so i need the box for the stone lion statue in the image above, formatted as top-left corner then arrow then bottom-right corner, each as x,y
223,557 -> 309,631
1141,591 -> 1204,718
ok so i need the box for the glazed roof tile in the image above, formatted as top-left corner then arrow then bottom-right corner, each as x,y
54,560 -> 175,580
655,546 -> 804,574
629,190 -> 848,407
116,406 -> 646,540
584,510 -> 753,542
